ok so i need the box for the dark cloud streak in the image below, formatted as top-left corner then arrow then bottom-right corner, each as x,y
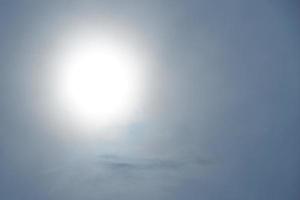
97,154 -> 216,172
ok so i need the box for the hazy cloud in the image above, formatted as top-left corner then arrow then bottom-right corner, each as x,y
97,154 -> 216,172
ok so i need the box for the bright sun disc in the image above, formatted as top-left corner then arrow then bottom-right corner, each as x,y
54,32 -> 143,128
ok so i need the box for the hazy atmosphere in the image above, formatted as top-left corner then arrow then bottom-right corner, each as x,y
0,1 -> 299,200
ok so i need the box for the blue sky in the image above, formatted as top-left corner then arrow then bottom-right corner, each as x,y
0,1 -> 299,200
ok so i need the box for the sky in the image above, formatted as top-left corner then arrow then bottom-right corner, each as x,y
0,1 -> 300,200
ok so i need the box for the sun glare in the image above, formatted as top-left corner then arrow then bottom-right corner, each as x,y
52,30 -> 144,128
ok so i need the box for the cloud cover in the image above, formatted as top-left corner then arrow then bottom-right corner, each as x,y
0,0 -> 299,200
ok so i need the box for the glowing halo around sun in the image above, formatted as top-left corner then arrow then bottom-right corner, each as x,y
50,28 -> 147,130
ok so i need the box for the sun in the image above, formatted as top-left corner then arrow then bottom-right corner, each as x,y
53,31 -> 144,128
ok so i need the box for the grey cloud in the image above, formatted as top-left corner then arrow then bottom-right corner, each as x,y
96,154 -> 216,172
0,0 -> 299,200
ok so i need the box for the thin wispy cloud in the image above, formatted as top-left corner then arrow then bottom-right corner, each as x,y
97,154 -> 216,172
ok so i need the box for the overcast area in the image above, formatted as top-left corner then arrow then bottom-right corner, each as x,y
0,1 -> 299,200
